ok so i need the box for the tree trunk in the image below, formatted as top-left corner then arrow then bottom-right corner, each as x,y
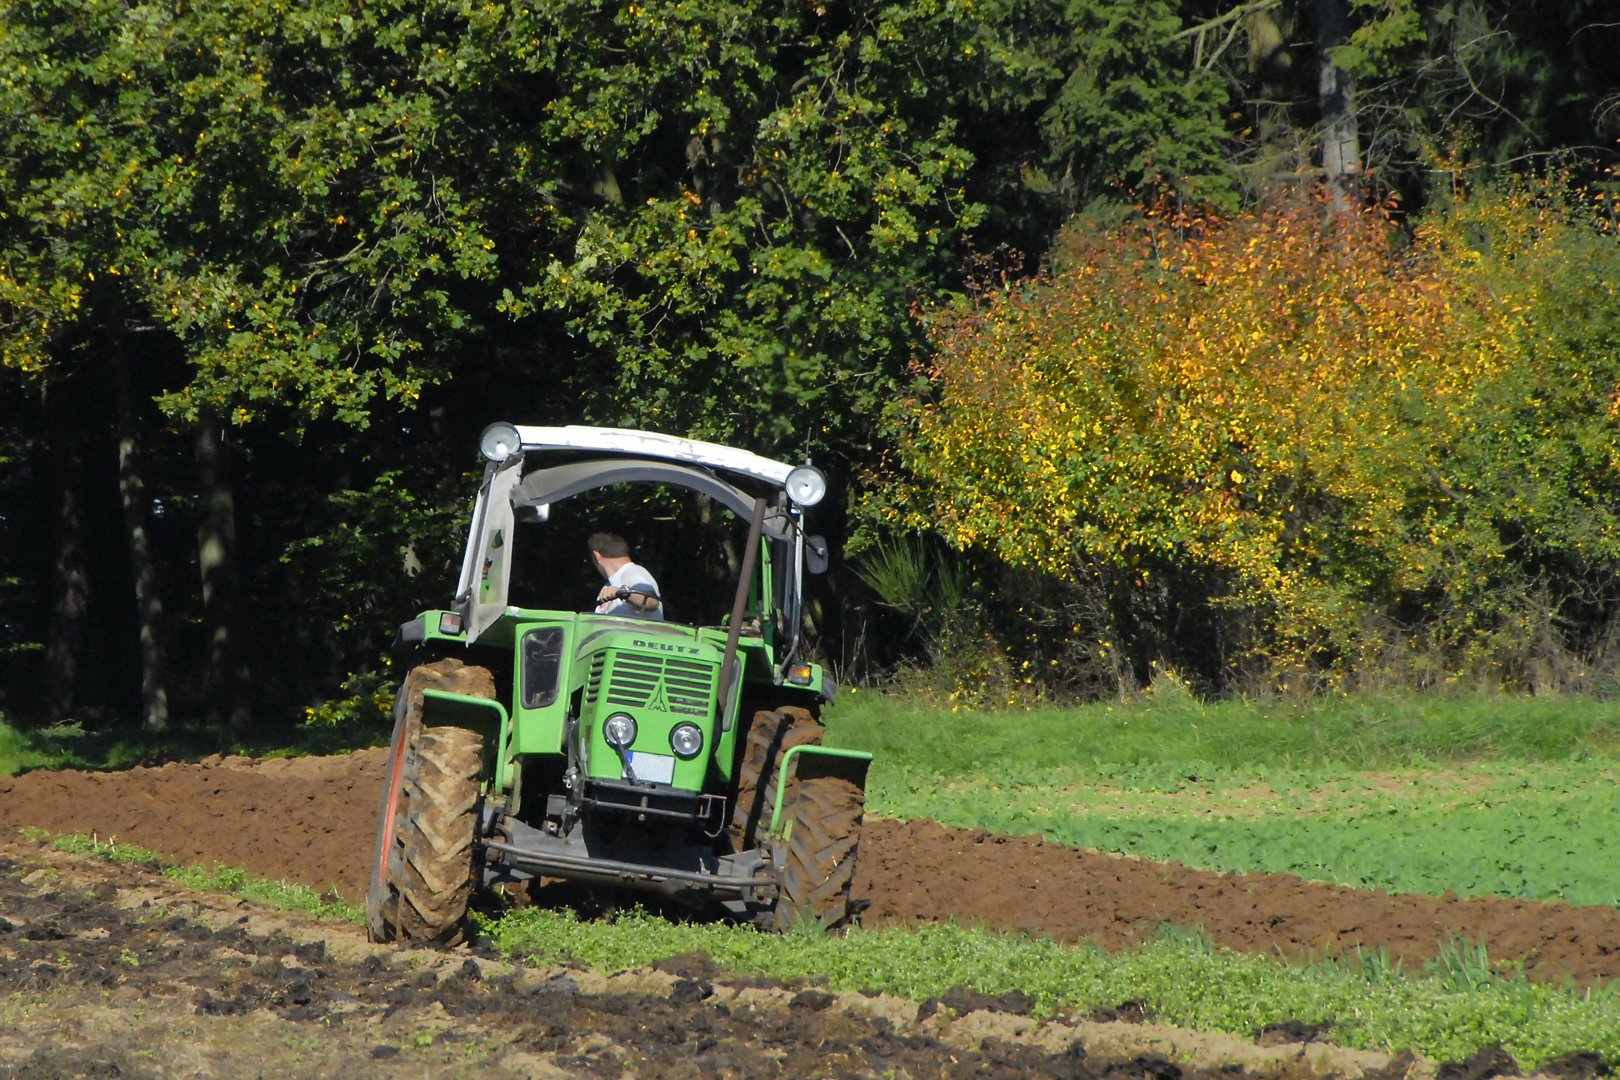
109,334 -> 169,732
195,419 -> 247,730
41,389 -> 89,725
1316,0 -> 1361,207
1245,3 -> 1296,179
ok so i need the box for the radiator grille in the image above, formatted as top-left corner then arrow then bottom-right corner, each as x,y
663,657 -> 718,716
583,654 -> 608,706
602,654 -> 717,717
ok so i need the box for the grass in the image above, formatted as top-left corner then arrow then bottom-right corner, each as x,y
479,902 -> 1620,1068
43,830 -> 363,923
0,714 -> 391,776
0,717 -> 71,775
825,689 -> 1620,904
823,689 -> 1620,776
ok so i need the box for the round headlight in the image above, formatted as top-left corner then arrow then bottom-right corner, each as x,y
785,464 -> 827,507
603,713 -> 638,749
669,722 -> 704,759
479,421 -> 523,462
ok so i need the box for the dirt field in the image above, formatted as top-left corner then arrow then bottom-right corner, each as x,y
4,750 -> 1620,983
0,835 -> 1416,1080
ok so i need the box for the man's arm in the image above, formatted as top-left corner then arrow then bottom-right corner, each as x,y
620,585 -> 660,613
597,583 -> 661,612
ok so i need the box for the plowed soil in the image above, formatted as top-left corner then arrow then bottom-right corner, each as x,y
0,835 -> 1418,1080
5,751 -> 1620,983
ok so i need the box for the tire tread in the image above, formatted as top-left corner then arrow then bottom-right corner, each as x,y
366,658 -> 493,946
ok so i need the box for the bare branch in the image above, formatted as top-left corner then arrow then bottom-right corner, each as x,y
1167,0 -> 1280,44
1571,21 -> 1620,41
1454,31 -> 1534,137
1197,12 -> 1249,75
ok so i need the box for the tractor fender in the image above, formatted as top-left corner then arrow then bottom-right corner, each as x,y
766,745 -> 872,834
421,688 -> 508,788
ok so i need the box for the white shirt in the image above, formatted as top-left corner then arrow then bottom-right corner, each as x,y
595,562 -> 663,620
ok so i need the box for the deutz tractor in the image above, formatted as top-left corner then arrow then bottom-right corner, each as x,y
365,423 -> 870,945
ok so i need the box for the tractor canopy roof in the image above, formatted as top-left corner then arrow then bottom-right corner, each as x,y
500,425 -> 797,487
457,424 -> 825,642
480,423 -> 824,518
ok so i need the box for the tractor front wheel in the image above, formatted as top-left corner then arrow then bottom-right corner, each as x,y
773,774 -> 865,931
730,706 -> 822,851
366,658 -> 495,946
367,725 -> 484,945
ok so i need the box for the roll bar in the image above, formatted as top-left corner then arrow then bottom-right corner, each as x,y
457,427 -> 814,653
513,459 -> 760,521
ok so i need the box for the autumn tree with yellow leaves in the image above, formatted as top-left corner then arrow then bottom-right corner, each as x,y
894,185 -> 1620,691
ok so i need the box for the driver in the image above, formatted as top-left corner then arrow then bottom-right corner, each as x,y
588,532 -> 663,620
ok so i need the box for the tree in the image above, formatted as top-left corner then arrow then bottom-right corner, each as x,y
0,0 -> 1027,724
892,184 -> 1620,688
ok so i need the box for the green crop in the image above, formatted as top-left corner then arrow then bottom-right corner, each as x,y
875,780 -> 1620,905
864,759 -> 1620,905
43,831 -> 362,923
828,692 -> 1620,904
824,691 -> 1620,776
480,905 -> 1620,1067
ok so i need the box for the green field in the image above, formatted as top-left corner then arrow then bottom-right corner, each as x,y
10,689 -> 1620,905
825,690 -> 1620,905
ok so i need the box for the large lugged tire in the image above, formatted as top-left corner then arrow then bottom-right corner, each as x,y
390,658 -> 499,751
730,706 -> 822,851
369,725 -> 483,945
774,775 -> 865,931
366,658 -> 495,945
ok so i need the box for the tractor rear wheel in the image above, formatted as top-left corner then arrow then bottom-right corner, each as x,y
773,774 -> 865,931
366,658 -> 495,945
368,725 -> 484,944
730,706 -> 822,851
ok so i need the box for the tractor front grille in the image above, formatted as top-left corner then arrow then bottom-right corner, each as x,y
583,654 -> 608,706
663,658 -> 718,715
606,656 -> 662,706
601,654 -> 717,717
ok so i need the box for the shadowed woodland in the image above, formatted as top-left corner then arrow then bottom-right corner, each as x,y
1,0 -> 1618,738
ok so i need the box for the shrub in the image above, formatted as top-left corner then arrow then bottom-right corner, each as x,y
891,182 -> 1620,692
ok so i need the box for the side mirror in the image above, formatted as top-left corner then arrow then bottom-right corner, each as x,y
805,535 -> 829,575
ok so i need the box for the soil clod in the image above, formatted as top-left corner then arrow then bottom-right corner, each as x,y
1439,1045 -> 1523,1080
669,977 -> 714,1003
1255,1019 -> 1333,1046
788,987 -> 836,1011
1093,999 -> 1156,1024
943,982 -> 1036,1015
1541,1052 -> 1613,1080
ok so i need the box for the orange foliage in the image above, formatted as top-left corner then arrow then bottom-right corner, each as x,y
895,189 -> 1620,675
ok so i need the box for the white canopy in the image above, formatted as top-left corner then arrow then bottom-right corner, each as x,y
513,426 -> 794,487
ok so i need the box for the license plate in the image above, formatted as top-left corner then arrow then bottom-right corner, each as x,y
624,751 -> 674,785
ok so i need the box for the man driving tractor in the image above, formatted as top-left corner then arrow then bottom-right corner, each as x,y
588,532 -> 662,619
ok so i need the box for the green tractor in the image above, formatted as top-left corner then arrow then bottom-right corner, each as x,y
366,423 -> 870,945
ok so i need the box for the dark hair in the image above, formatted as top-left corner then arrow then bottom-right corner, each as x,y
587,532 -> 630,559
